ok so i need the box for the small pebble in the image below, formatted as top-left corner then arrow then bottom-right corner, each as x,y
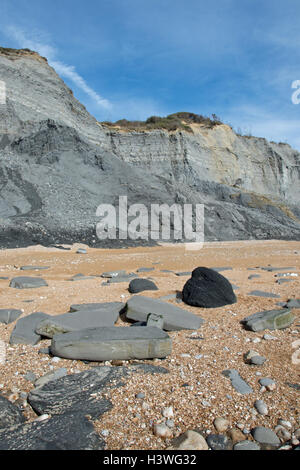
254,400 -> 268,415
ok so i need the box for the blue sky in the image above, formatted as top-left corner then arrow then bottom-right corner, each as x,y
1,0 -> 300,149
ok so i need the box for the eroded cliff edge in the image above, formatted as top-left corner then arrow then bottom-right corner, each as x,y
0,47 -> 299,248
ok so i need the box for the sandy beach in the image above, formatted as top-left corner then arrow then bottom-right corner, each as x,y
0,240 -> 299,450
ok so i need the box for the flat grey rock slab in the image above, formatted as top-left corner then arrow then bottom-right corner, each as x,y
0,309 -> 22,324
276,279 -> 295,284
251,426 -> 280,446
137,267 -> 155,272
28,367 -> 115,418
212,267 -> 233,272
69,302 -> 123,312
275,272 -> 298,277
241,308 -> 294,331
35,304 -> 123,338
0,412 -> 105,450
175,272 -> 192,276
20,266 -> 50,271
106,274 -> 137,284
101,270 -> 126,278
0,395 -> 25,430
285,299 -> 300,308
10,312 -> 50,345
50,326 -> 172,361
28,365 -> 168,419
0,276 -> 9,280
248,274 -> 261,279
247,290 -> 280,298
125,295 -> 204,331
233,440 -> 261,450
76,248 -> 87,254
9,276 -> 48,289
222,369 -> 253,394
260,267 -> 295,272
68,273 -> 96,281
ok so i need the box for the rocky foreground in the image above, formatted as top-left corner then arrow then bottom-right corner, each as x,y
0,240 -> 299,450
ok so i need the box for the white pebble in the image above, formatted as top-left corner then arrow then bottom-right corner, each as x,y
162,407 -> 174,419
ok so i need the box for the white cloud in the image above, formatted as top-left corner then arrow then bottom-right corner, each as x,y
4,25 -> 112,111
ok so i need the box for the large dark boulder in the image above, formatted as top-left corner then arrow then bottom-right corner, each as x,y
182,267 -> 237,308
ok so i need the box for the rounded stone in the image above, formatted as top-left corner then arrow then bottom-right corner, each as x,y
153,423 -> 173,439
233,440 -> 261,450
214,417 -> 230,433
182,267 -> 237,308
169,430 -> 209,450
254,400 -> 268,416
251,426 -> 281,446
206,433 -> 233,450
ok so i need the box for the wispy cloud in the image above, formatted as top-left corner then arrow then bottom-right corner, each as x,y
5,25 -> 112,111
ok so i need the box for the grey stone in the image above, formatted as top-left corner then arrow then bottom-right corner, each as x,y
107,274 -> 138,284
136,267 -> 154,272
35,303 -> 123,338
50,326 -> 172,361
10,312 -> 50,345
233,440 -> 261,450
76,248 -> 87,254
261,267 -> 295,272
0,309 -> 22,325
285,299 -> 300,308
251,426 -> 281,446
206,434 -> 233,450
182,267 -> 237,308
68,273 -> 96,281
276,279 -> 295,284
24,371 -> 37,382
27,365 -> 167,418
147,313 -> 164,329
101,270 -> 126,278
175,272 -> 192,277
9,276 -> 48,289
241,308 -> 294,331
0,395 -> 25,430
125,295 -> 204,331
248,274 -> 260,279
20,266 -> 49,271
69,302 -> 122,312
254,400 -> 268,415
34,368 -> 68,388
128,278 -> 158,294
222,369 -> 253,394
247,290 -> 280,298
212,267 -> 233,272
0,412 -> 105,450
259,378 -> 275,387
249,355 -> 266,366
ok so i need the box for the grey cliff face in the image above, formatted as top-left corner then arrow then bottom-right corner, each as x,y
0,47 -> 299,248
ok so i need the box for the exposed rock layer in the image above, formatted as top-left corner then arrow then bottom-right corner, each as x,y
0,47 -> 299,248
